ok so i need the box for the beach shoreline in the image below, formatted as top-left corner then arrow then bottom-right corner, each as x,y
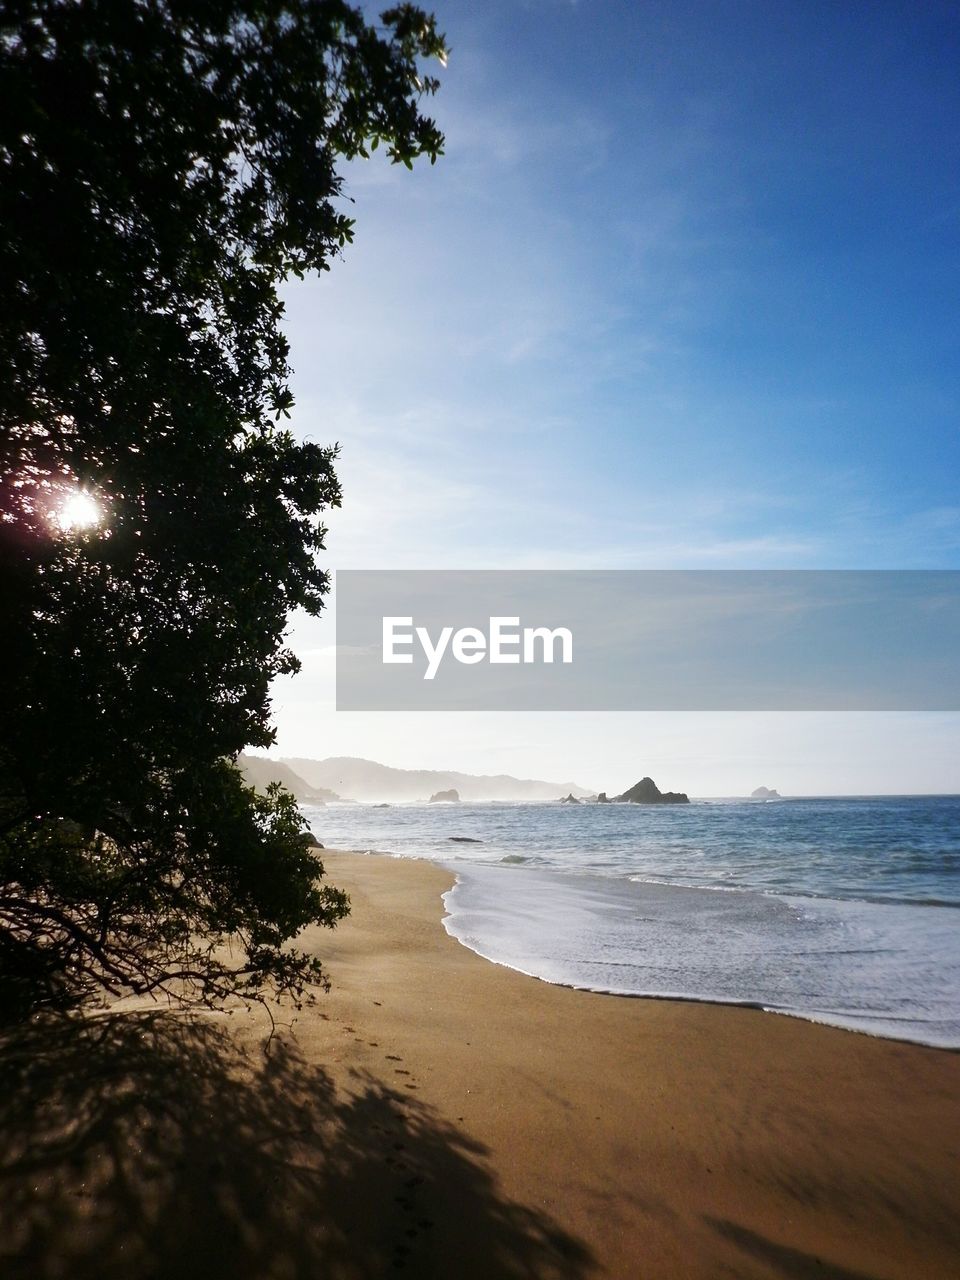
439,862 -> 960,1053
274,849 -> 960,1278
304,793 -> 960,1051
3,846 -> 958,1279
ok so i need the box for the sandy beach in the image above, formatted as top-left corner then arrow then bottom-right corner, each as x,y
2,847 -> 959,1279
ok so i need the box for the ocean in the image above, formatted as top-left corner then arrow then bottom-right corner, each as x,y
299,795 -> 960,1049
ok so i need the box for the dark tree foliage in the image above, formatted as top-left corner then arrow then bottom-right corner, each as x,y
0,0 -> 445,1014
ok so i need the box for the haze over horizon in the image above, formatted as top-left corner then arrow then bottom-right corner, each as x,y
244,737 -> 960,801
268,0 -> 960,796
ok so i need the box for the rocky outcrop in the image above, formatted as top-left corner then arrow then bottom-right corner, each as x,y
751,786 -> 780,799
596,792 -> 609,803
615,776 -> 689,805
428,788 -> 460,803
559,793 -> 581,804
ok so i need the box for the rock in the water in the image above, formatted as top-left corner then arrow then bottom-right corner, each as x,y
597,791 -> 609,803
559,793 -> 581,804
751,786 -> 780,799
614,776 -> 689,805
428,788 -> 460,803
448,836 -> 483,843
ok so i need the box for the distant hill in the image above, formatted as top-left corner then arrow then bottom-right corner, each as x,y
236,754 -> 339,804
280,756 -> 593,803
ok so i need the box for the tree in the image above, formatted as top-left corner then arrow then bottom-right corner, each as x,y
0,0 -> 446,1014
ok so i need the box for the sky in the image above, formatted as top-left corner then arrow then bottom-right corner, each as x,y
265,0 -> 960,795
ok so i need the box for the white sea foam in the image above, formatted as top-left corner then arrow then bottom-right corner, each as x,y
441,864 -> 960,1048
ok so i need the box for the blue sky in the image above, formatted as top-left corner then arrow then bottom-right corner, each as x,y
265,0 -> 960,792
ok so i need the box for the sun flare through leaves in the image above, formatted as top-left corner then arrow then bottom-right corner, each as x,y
54,490 -> 102,534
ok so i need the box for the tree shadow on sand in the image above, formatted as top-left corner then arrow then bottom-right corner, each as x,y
705,1217 -> 887,1280
0,1010 -> 593,1280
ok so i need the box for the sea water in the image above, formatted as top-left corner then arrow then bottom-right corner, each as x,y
299,795 -> 960,1048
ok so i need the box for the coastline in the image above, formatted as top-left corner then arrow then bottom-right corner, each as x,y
4,846 -> 958,1279
439,860 -> 960,1051
303,794 -> 960,1051
272,849 -> 960,1278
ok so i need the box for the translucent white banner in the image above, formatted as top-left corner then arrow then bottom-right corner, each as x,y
335,570 -> 960,711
